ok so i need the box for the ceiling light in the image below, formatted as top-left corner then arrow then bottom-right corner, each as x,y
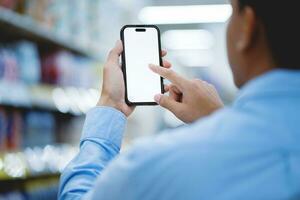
138,4 -> 232,25
162,29 -> 215,50
173,50 -> 214,67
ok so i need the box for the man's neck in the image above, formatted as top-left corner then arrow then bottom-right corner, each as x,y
243,51 -> 277,87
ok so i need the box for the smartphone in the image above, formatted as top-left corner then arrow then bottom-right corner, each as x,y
120,25 -> 164,106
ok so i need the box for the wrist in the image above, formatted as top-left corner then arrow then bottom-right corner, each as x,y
98,95 -> 123,114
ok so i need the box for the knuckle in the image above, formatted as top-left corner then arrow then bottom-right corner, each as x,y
170,84 -> 177,90
190,79 -> 200,88
205,82 -> 215,89
192,79 -> 202,84
208,83 -> 215,88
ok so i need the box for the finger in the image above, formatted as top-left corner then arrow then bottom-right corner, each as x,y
169,89 -> 181,102
164,84 -> 170,92
149,64 -> 189,89
162,59 -> 172,68
161,50 -> 167,57
107,40 -> 123,65
169,84 -> 182,101
170,84 -> 181,94
154,94 -> 182,113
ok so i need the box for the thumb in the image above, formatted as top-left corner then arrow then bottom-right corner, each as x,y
107,40 -> 123,65
154,94 -> 181,113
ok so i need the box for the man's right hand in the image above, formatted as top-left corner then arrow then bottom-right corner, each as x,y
150,64 -> 224,123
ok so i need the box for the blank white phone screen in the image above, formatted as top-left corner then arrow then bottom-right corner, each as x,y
123,27 -> 162,103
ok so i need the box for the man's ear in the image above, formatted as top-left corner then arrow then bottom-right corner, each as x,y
236,6 -> 256,51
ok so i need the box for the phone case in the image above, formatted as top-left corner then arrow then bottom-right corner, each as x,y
120,24 -> 164,106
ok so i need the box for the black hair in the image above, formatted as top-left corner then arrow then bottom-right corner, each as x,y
238,0 -> 300,69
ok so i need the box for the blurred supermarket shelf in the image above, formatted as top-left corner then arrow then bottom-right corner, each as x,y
0,81 -> 100,115
0,144 -> 77,182
0,7 -> 98,59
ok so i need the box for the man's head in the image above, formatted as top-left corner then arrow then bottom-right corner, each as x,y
227,0 -> 300,88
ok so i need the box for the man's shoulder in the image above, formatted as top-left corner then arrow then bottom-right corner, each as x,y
124,106 -> 278,165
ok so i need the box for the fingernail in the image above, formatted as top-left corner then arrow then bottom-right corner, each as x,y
149,64 -> 156,70
154,94 -> 162,103
116,40 -> 121,46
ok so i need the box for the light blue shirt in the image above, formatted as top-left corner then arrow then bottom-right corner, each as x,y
59,70 -> 300,200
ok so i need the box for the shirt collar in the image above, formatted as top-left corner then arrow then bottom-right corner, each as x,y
235,69 -> 300,104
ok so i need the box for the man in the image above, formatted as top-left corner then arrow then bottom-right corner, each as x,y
59,0 -> 300,199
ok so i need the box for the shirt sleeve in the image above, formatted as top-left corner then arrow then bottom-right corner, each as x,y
58,106 -> 127,200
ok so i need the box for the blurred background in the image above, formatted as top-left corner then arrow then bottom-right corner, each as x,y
0,0 -> 237,199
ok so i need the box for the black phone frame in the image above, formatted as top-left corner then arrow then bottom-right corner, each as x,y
120,24 -> 164,106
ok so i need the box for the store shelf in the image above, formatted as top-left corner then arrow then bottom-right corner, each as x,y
0,172 -> 60,183
0,81 -> 99,115
0,7 -> 97,59
0,144 -> 76,194
0,145 -> 77,182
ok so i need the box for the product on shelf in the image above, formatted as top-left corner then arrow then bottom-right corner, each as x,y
13,41 -> 41,85
0,108 -> 56,151
0,41 -> 40,84
41,50 -> 99,88
0,41 -> 100,88
0,108 -> 7,151
0,109 -> 22,151
0,191 -> 25,200
23,111 -> 55,148
22,0 -> 102,50
0,0 -> 19,10
0,46 -> 19,82
25,179 -> 59,200
6,110 -> 22,150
